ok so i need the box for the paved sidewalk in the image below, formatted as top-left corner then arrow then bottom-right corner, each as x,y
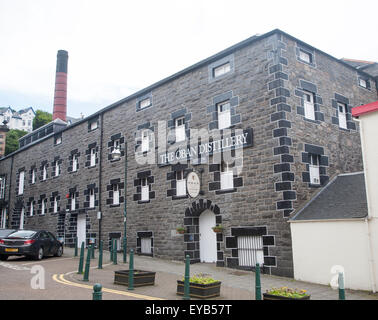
65,247 -> 378,300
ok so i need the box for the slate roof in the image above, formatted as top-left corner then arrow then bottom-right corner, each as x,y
290,172 -> 368,221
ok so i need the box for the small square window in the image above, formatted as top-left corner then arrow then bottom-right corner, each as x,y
90,121 -> 98,131
359,78 -> 368,88
299,49 -> 312,64
139,98 -> 151,109
55,136 -> 62,145
213,62 -> 231,78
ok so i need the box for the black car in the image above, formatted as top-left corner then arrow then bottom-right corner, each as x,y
0,230 -> 63,261
0,229 -> 17,240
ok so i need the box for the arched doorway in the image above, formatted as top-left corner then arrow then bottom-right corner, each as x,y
199,210 -> 217,263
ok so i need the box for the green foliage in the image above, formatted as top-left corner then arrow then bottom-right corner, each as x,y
32,110 -> 52,130
266,287 -> 309,298
182,273 -> 218,285
5,129 -> 28,155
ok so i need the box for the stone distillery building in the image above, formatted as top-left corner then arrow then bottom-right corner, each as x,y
0,29 -> 377,277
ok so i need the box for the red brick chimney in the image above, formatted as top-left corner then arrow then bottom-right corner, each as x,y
53,50 -> 68,121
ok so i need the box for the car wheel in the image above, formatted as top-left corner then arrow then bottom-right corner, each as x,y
0,255 -> 8,261
35,247 -> 44,261
54,246 -> 63,257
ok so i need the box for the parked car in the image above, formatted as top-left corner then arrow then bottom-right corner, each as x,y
0,230 -> 63,261
0,229 -> 17,240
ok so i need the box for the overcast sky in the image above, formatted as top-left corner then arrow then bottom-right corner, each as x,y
0,0 -> 377,119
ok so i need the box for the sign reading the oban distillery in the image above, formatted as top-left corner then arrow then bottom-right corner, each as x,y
159,128 -> 253,166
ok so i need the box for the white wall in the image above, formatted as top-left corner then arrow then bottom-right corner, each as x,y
290,220 -> 375,291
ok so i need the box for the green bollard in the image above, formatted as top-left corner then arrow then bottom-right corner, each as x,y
255,263 -> 262,300
183,255 -> 190,300
77,242 -> 85,274
92,283 -> 102,300
91,243 -> 95,259
74,237 -> 78,257
123,236 -> 127,264
98,240 -> 103,269
128,249 -> 134,291
338,272 -> 346,300
83,245 -> 91,282
113,239 -> 117,265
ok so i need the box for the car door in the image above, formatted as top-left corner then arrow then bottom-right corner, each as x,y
39,231 -> 52,255
47,232 -> 59,255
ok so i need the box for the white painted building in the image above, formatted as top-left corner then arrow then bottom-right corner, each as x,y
0,107 -> 35,133
289,101 -> 378,292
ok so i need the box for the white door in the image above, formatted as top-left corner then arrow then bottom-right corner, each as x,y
77,215 -> 86,248
141,237 -> 152,254
199,210 -> 217,263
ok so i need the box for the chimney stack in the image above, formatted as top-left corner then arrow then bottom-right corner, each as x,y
52,50 -> 68,121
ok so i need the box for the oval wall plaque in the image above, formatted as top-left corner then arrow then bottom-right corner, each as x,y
187,172 -> 200,198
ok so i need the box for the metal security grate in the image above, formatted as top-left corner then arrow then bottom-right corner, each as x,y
237,236 -> 264,267
141,237 -> 152,254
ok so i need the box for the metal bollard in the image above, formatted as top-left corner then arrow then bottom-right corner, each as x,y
91,243 -> 95,259
183,255 -> 190,300
113,239 -> 117,265
74,237 -> 78,257
255,263 -> 262,300
338,272 -> 346,300
77,242 -> 85,274
83,245 -> 91,282
98,240 -> 103,269
92,283 -> 102,300
128,249 -> 134,291
123,236 -> 127,264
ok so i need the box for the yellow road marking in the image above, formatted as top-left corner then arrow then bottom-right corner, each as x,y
52,273 -> 165,300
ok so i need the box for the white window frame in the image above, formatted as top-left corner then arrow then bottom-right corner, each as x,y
71,194 -> 76,211
175,117 -> 186,142
309,154 -> 320,185
55,161 -> 60,177
176,170 -> 186,197
238,235 -> 264,267
0,177 -> 5,199
299,49 -> 312,64
141,130 -> 149,153
141,178 -> 149,202
359,78 -> 367,88
213,62 -> 231,78
90,121 -> 98,131
218,101 -> 231,130
41,199 -> 47,216
0,208 -> 6,228
139,98 -> 151,109
18,171 -> 25,195
53,197 -> 58,213
30,201 -> 34,217
89,189 -> 95,208
113,184 -> 120,205
31,169 -> 36,184
338,103 -> 347,129
55,136 -> 62,145
72,155 -> 78,172
220,162 -> 234,190
90,148 -> 96,167
43,165 -> 47,181
303,91 -> 315,121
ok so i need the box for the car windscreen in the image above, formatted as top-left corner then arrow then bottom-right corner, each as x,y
0,230 -> 14,238
7,230 -> 36,239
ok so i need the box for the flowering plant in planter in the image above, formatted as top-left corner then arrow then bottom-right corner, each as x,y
212,224 -> 224,233
176,226 -> 185,234
264,287 -> 310,300
177,273 -> 221,299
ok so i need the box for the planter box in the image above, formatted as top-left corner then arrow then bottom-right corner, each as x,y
263,293 -> 311,300
114,270 -> 156,287
176,280 -> 221,299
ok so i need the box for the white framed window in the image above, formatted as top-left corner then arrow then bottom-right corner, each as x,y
238,235 -> 264,267
299,49 -> 312,64
71,193 -> 76,211
218,101 -> 231,130
20,208 -> 24,229
42,165 -> 47,181
31,169 -> 36,184
72,155 -> 78,172
359,78 -> 367,88
53,197 -> 58,213
220,162 -> 234,190
141,178 -> 149,201
41,199 -> 47,215
141,130 -> 149,153
213,62 -> 231,78
309,154 -> 320,185
55,161 -> 60,177
0,208 -> 7,228
303,91 -> 315,121
55,136 -> 62,145
113,184 -> 120,205
338,103 -> 347,129
30,201 -> 34,217
90,121 -> 98,131
90,148 -> 96,167
113,139 -> 120,151
139,98 -> 151,109
89,189 -> 95,208
18,171 -> 25,195
175,117 -> 186,142
0,177 -> 5,199
176,170 -> 186,197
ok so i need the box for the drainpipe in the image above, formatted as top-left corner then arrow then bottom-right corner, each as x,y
355,117 -> 377,293
98,112 -> 104,244
7,155 -> 14,228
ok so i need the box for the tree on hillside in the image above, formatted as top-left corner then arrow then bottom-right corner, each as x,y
33,110 -> 52,130
5,129 -> 28,155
